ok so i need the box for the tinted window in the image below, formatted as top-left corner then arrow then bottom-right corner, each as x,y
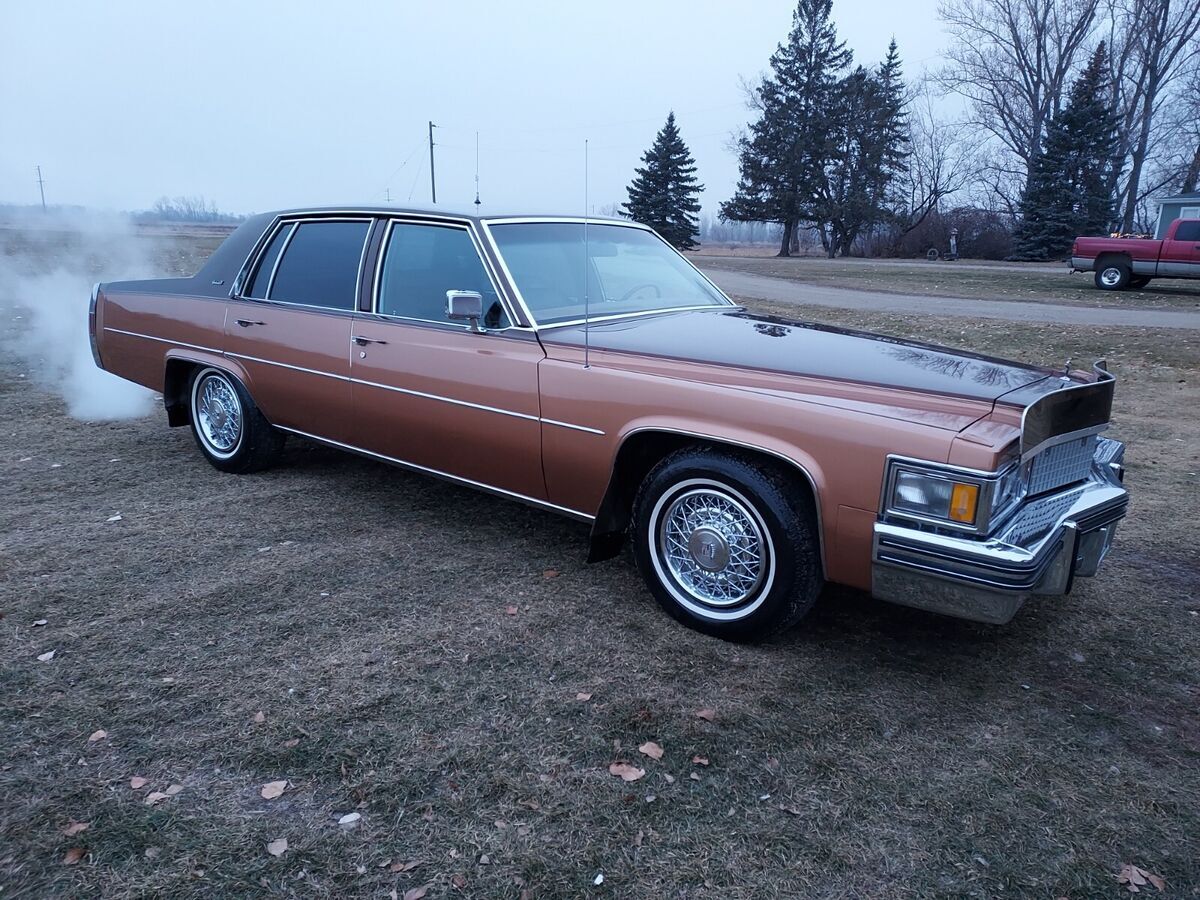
377,223 -> 507,327
246,222 -> 294,298
269,220 -> 370,310
1173,220 -> 1200,242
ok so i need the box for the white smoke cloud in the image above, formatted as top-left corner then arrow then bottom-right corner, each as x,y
0,210 -> 159,420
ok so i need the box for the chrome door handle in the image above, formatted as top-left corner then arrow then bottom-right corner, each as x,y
351,335 -> 387,346
235,318 -> 264,327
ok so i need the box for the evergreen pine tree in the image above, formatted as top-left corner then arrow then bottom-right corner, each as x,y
1012,43 -> 1120,260
622,112 -> 704,251
720,0 -> 851,256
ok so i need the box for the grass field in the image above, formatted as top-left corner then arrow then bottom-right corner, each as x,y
1,231 -> 1198,898
699,254 -> 1200,310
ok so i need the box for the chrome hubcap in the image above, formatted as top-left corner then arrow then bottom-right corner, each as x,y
197,375 -> 241,453
1100,267 -> 1121,286
659,487 -> 766,607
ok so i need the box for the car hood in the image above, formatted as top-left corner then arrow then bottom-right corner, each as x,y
539,308 -> 1053,407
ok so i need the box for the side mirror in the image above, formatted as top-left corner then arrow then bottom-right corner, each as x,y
446,290 -> 484,332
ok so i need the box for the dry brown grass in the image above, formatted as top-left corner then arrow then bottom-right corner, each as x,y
701,254 -> 1200,310
0,234 -> 1197,898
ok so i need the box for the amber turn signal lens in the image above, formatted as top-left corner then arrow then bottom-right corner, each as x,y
948,482 -> 979,523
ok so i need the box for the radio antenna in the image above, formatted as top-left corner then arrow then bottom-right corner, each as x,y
474,130 -> 481,211
583,139 -> 590,370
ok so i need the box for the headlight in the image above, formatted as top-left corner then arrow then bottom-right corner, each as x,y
891,470 -> 980,524
884,456 -> 1027,534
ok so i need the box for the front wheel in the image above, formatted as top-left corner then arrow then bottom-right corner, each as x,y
189,367 -> 284,473
632,448 -> 822,641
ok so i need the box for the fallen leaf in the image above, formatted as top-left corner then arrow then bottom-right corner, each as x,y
451,874 -> 467,888
1116,864 -> 1165,892
695,708 -> 716,722
165,784 -> 184,796
638,741 -> 664,760
33,619 -> 47,627
504,605 -> 518,616
608,762 -> 646,782
253,711 -> 265,724
62,847 -> 86,865
390,860 -> 421,873
106,514 -> 122,523
260,780 -> 288,800
37,650 -> 55,662
130,776 -> 149,789
144,791 -> 169,806
88,730 -> 107,743
266,838 -> 288,857
692,755 -> 710,766
575,692 -> 592,702
593,873 -> 604,885
282,738 -> 300,748
543,568 -> 560,578
144,847 -> 160,859
778,803 -> 804,816
663,773 -> 676,784
337,812 -> 361,827
403,887 -> 430,900
62,820 -> 89,836
690,772 -> 701,781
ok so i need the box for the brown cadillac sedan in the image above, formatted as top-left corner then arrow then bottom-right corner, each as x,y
89,208 -> 1128,639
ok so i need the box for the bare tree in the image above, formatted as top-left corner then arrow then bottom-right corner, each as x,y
1105,0 -> 1200,228
894,90 -> 982,236
936,0 -> 1101,209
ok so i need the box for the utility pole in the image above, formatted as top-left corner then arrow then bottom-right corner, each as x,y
428,121 -> 437,204
384,187 -> 391,203
36,165 -> 46,211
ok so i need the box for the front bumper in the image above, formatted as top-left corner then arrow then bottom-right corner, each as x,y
871,438 -> 1127,624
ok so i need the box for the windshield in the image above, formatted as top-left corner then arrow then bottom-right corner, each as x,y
487,222 -> 731,325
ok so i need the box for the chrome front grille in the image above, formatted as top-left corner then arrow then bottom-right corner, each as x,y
1028,435 -> 1096,495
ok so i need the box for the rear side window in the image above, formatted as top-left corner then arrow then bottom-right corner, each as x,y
246,222 -> 294,298
268,220 -> 371,310
1173,220 -> 1200,242
377,223 -> 507,327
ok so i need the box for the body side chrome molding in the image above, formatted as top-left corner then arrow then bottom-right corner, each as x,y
275,425 -> 595,522
103,328 -> 604,433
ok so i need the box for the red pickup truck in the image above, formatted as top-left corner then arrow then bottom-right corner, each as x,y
1071,218 -> 1200,290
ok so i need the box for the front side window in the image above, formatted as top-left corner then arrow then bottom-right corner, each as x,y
266,220 -> 370,310
1173,219 -> 1200,242
377,222 -> 507,328
487,222 -> 730,325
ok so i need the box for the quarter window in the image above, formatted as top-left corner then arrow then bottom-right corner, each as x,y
377,223 -> 507,328
267,220 -> 370,310
246,222 -> 294,299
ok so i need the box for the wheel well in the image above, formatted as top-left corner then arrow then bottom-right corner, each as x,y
1094,251 -> 1132,270
163,359 -> 199,427
587,430 -> 821,565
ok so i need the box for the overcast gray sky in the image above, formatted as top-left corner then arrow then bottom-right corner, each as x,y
0,0 -> 949,217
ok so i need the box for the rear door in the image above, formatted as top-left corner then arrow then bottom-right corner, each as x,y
348,217 -> 547,502
1159,220 -> 1200,277
225,217 -> 372,442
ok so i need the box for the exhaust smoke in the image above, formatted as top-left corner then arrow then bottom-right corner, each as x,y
0,210 -> 159,421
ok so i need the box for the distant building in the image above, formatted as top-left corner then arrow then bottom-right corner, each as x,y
1152,191 -> 1200,237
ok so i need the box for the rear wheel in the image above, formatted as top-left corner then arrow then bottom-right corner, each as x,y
1095,262 -> 1130,290
632,448 -> 822,641
189,367 -> 283,473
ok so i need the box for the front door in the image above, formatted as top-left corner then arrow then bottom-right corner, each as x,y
1159,219 -> 1200,278
349,219 -> 546,501
224,217 -> 371,442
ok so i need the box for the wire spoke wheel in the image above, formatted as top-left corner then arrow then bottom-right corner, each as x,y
648,479 -> 775,620
195,373 -> 243,457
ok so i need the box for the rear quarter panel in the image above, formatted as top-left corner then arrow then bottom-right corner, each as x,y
97,287 -> 228,391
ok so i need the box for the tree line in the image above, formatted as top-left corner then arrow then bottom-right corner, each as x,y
622,0 -> 1198,260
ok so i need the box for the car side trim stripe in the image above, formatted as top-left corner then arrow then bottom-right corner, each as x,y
275,426 -> 596,522
102,328 -> 604,435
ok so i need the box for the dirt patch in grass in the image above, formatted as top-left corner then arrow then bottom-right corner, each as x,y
0,237 -> 1197,898
702,254 -> 1200,311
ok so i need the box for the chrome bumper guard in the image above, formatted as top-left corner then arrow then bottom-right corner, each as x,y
871,437 -> 1127,624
